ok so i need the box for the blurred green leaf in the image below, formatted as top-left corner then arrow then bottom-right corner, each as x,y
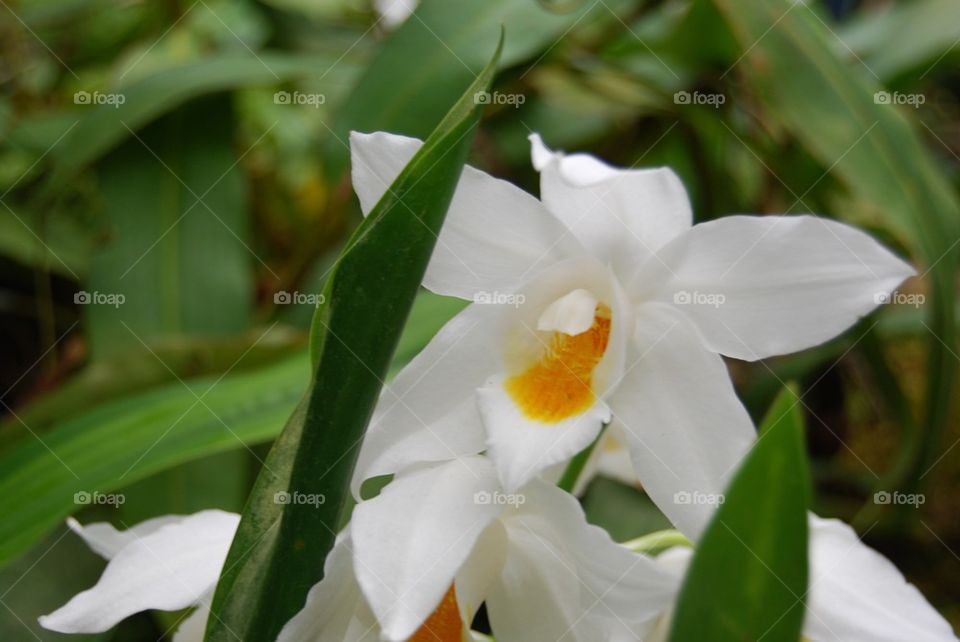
42,53 -> 355,190
669,385 -> 810,642
84,94 -> 254,540
707,0 -> 959,526
204,37 -> 502,641
0,353 -> 306,570
324,0 -> 631,175
0,523 -> 114,642
0,285 -> 460,570
0,204 -> 94,278
840,0 -> 960,80
0,327 -> 303,453
87,96 -> 252,360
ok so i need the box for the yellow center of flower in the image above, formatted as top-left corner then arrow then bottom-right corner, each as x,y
505,311 -> 611,423
409,584 -> 463,642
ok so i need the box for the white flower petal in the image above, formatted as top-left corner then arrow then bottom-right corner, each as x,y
805,515 -> 957,642
480,381 -> 610,493
454,521 -> 509,628
571,424 -> 640,496
528,480 -> 679,625
479,259 -> 632,491
351,457 -> 504,642
537,288 -> 599,335
39,510 -> 239,634
486,480 -> 676,642
277,530 -> 378,642
351,302 -> 499,496
67,514 -> 182,559
350,131 -> 578,299
639,214 -> 915,360
485,520 -> 584,642
610,303 -> 754,540
530,134 -> 692,270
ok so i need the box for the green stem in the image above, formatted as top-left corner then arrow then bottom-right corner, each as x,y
622,529 -> 692,555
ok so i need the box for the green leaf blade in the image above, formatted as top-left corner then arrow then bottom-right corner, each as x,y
203,34 -> 504,642
669,385 -> 810,642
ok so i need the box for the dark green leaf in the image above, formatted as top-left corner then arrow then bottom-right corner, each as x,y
669,385 -> 810,642
203,34 -> 503,642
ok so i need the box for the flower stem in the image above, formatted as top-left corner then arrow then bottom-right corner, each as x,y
622,529 -> 692,555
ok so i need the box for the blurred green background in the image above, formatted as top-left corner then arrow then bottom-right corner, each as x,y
0,0 -> 958,638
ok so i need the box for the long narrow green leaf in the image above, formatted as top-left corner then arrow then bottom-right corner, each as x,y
0,291 -> 459,569
0,354 -> 307,569
204,36 -> 503,642
839,0 -> 960,80
669,386 -> 810,642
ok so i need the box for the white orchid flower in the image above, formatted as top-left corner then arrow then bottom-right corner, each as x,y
281,455 -> 677,642
38,510 -> 239,640
349,130 -> 914,537
643,516 -> 957,642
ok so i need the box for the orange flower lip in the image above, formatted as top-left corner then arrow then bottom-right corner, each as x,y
409,584 -> 463,642
504,311 -> 611,423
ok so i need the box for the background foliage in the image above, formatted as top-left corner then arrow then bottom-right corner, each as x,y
0,0 -> 958,638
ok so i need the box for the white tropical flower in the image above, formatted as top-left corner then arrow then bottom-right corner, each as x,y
348,130 -> 914,537
281,455 -> 676,642
38,510 -> 239,641
644,516 -> 958,642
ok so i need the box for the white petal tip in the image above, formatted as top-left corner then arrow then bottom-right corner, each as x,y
37,613 -> 76,634
528,133 -> 554,170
